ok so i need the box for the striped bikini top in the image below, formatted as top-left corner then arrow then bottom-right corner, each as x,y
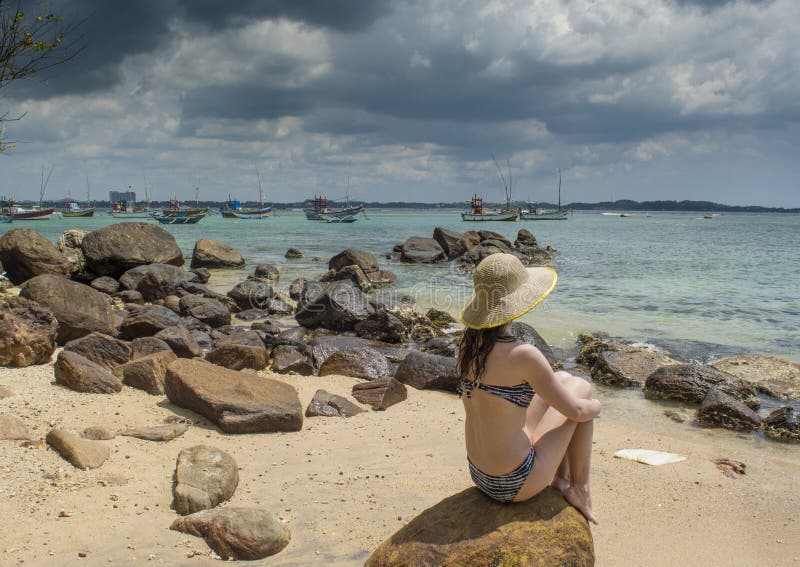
457,379 -> 536,408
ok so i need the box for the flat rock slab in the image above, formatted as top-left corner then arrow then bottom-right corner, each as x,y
173,445 -> 239,515
165,358 -> 303,433
305,390 -> 364,418
121,423 -> 189,441
0,415 -> 31,440
711,355 -> 800,401
46,428 -> 110,469
352,377 -> 407,411
592,347 -> 680,388
170,507 -> 290,561
644,364 -> 760,408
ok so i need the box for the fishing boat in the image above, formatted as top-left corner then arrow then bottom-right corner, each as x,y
323,214 -> 358,223
520,169 -> 570,221
62,199 -> 95,217
1,197 -> 55,220
221,170 -> 272,219
462,157 -> 520,222
305,179 -> 363,220
160,197 -> 209,218
154,212 -> 206,224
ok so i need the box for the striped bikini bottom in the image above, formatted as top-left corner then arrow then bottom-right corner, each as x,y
468,448 -> 536,503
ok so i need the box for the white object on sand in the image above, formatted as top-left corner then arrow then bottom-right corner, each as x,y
614,449 -> 687,466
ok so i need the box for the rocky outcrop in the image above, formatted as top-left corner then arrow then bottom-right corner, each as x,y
270,345 -> 314,376
711,355 -> 800,401
119,264 -> 197,301
81,222 -> 184,277
295,281 -> 374,331
20,274 -> 116,343
400,236 -> 446,263
644,364 -> 760,408
592,348 -> 679,388
172,445 -> 238,515
155,326 -> 202,358
121,423 -> 189,441
318,347 -> 391,380
190,238 -> 245,269
0,296 -> 58,367
45,428 -> 110,469
0,228 -> 72,284
119,305 -> 182,339
63,332 -> 132,371
206,343 -> 268,371
355,311 -> 407,343
696,388 -> 762,431
352,378 -> 407,411
54,351 -> 123,394
364,487 -> 594,567
119,349 -> 177,395
762,407 -> 800,443
306,390 -> 364,418
165,358 -> 303,433
170,507 -> 290,561
395,350 -> 459,391
227,280 -> 273,310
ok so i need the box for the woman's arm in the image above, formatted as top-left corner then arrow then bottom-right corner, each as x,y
514,344 -> 601,422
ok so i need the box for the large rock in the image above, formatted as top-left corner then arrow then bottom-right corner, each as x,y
305,390 -> 364,418
511,322 -> 556,367
354,311 -> 407,344
20,274 -> 116,343
400,236 -> 446,263
0,228 -> 72,284
318,347 -> 391,380
711,355 -> 800,401
155,326 -> 202,358
299,281 -> 326,307
45,428 -> 110,469
90,276 -> 120,295
478,230 -> 512,248
227,280 -> 274,310
165,358 -> 303,433
54,351 -> 123,394
130,336 -> 172,358
307,335 -> 378,368
328,249 -> 379,273
81,222 -> 184,278
696,388 -> 762,431
172,445 -> 239,515
395,350 -> 459,391
120,350 -> 178,395
63,332 -> 132,371
252,263 -> 280,283
179,295 -> 231,328
295,281 -> 374,331
432,227 -> 467,259
0,415 -> 30,440
644,364 -> 760,408
365,487 -> 594,567
352,377 -> 407,411
268,344 -> 312,375
57,228 -> 89,276
762,407 -> 800,443
0,296 -> 57,367
206,343 -> 268,371
592,348 -> 679,388
119,264 -> 197,301
170,507 -> 290,561
288,278 -> 307,301
119,305 -> 182,339
191,238 -> 245,269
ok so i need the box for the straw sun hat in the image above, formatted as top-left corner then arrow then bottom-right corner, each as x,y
459,253 -> 557,330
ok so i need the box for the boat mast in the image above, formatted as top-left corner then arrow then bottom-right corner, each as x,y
143,174 -> 151,209
194,176 -> 200,208
346,176 -> 350,208
557,168 -> 561,212
256,169 -> 264,207
85,175 -> 91,204
40,165 -> 54,209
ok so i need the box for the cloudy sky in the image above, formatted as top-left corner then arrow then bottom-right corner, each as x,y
1,0 -> 798,206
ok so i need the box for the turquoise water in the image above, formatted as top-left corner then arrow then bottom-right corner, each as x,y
2,210 -> 798,362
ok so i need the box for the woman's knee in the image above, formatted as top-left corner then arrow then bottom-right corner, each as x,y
568,375 -> 592,399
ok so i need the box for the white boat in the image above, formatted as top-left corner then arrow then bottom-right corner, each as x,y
462,157 -> 520,222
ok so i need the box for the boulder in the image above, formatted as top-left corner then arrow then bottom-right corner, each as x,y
422,337 -> 458,357
307,335 -> 379,368
511,322 -> 557,367
190,267 -> 211,284
120,350 -> 178,395
321,264 -> 372,291
252,264 -> 280,282
63,332 -> 132,371
478,230 -> 512,248
81,222 -> 184,277
0,296 -> 58,367
266,296 -> 294,316
696,388 -> 762,431
216,328 -> 266,349
432,227 -> 467,259
252,321 -> 281,335
295,281 -> 374,331
20,274 -> 116,343
400,236 -> 446,263
179,295 -> 231,329
288,278 -> 307,300
235,308 -> 271,321
54,351 -> 123,394
270,345 -> 314,376
318,347 -> 391,380
305,390 -> 364,418
170,507 -> 290,561
514,228 -> 537,247
164,294 -> 184,314
90,276 -> 120,295
206,343 -> 268,371
165,358 -> 303,433
119,264 -> 197,301
395,350 -> 459,391
711,355 -> 800,401
119,305 -> 182,339
285,247 -> 303,259
364,487 -> 593,567
130,336 -> 172,359
592,348 -> 679,388
354,311 -> 407,343
172,445 -> 239,515
45,428 -> 110,469
0,228 -> 72,284
644,364 -> 760,408
762,407 -> 800,443
191,238 -> 245,269
0,415 -> 30,440
328,249 -> 379,273
56,228 -> 89,276
227,280 -> 274,310
299,280 -> 326,307
461,242 -> 506,266
116,289 -> 144,305
155,326 -> 202,358
191,330 -> 213,351
352,377 -> 407,411
121,423 -> 189,441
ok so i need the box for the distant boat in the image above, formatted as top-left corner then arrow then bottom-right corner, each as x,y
1,197 -> 54,220
703,214 -> 713,219
221,169 -> 272,219
161,196 -> 208,218
62,199 -> 95,217
154,212 -> 206,224
462,156 -> 520,222
520,168 -> 570,221
305,178 -> 364,220
323,215 -> 358,223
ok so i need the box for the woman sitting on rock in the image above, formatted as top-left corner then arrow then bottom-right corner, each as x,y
457,253 -> 600,523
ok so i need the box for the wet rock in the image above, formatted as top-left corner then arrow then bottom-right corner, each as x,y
119,305 -> 182,339
190,267 -> 211,284
364,487 -> 593,567
395,350 -> 459,391
0,228 -> 72,284
191,238 -> 245,269
270,345 -> 314,375
252,263 -> 280,282
295,281 -> 374,331
352,377 -> 407,411
285,247 -> 303,259
63,332 -> 132,371
82,426 -> 115,440
575,333 -> 616,366
155,326 -> 202,358
432,227 -> 467,259
54,351 -> 123,394
318,347 -> 391,380
400,236 -> 446,263
762,407 -> 800,443
120,350 -> 177,395
644,364 -> 760,408
305,390 -> 364,418
354,311 -> 407,344
328,249 -> 379,274
0,296 -> 58,367
172,445 -> 239,515
227,280 -> 273,310
81,222 -> 184,278
121,422 -> 189,441
165,358 -> 303,433
206,343 -> 268,371
697,388 -> 762,431
179,295 -> 231,329
711,355 -> 800,401
288,278 -> 307,300
422,337 -> 457,357
90,276 -> 120,295
170,507 -> 290,561
235,308 -> 271,321
0,415 -> 30,440
46,428 -> 110,469
119,264 -> 197,301
592,348 -> 680,388
130,336 -> 172,359
20,274 -> 116,343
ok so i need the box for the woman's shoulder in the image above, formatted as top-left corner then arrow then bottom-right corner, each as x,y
508,342 -> 550,371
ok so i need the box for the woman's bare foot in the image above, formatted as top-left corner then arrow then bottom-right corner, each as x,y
563,484 -> 598,525
551,476 -> 570,494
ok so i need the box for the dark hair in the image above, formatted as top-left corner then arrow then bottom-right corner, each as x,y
457,326 -> 517,382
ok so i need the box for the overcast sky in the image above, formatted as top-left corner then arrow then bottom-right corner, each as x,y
1,0 -> 798,206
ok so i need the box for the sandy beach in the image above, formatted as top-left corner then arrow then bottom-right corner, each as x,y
1,357 -> 798,566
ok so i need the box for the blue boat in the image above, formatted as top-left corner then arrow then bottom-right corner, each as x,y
304,194 -> 363,220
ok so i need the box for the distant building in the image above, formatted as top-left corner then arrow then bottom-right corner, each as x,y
109,190 -> 136,204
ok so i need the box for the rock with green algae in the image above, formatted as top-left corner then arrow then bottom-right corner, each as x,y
365,487 -> 594,567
